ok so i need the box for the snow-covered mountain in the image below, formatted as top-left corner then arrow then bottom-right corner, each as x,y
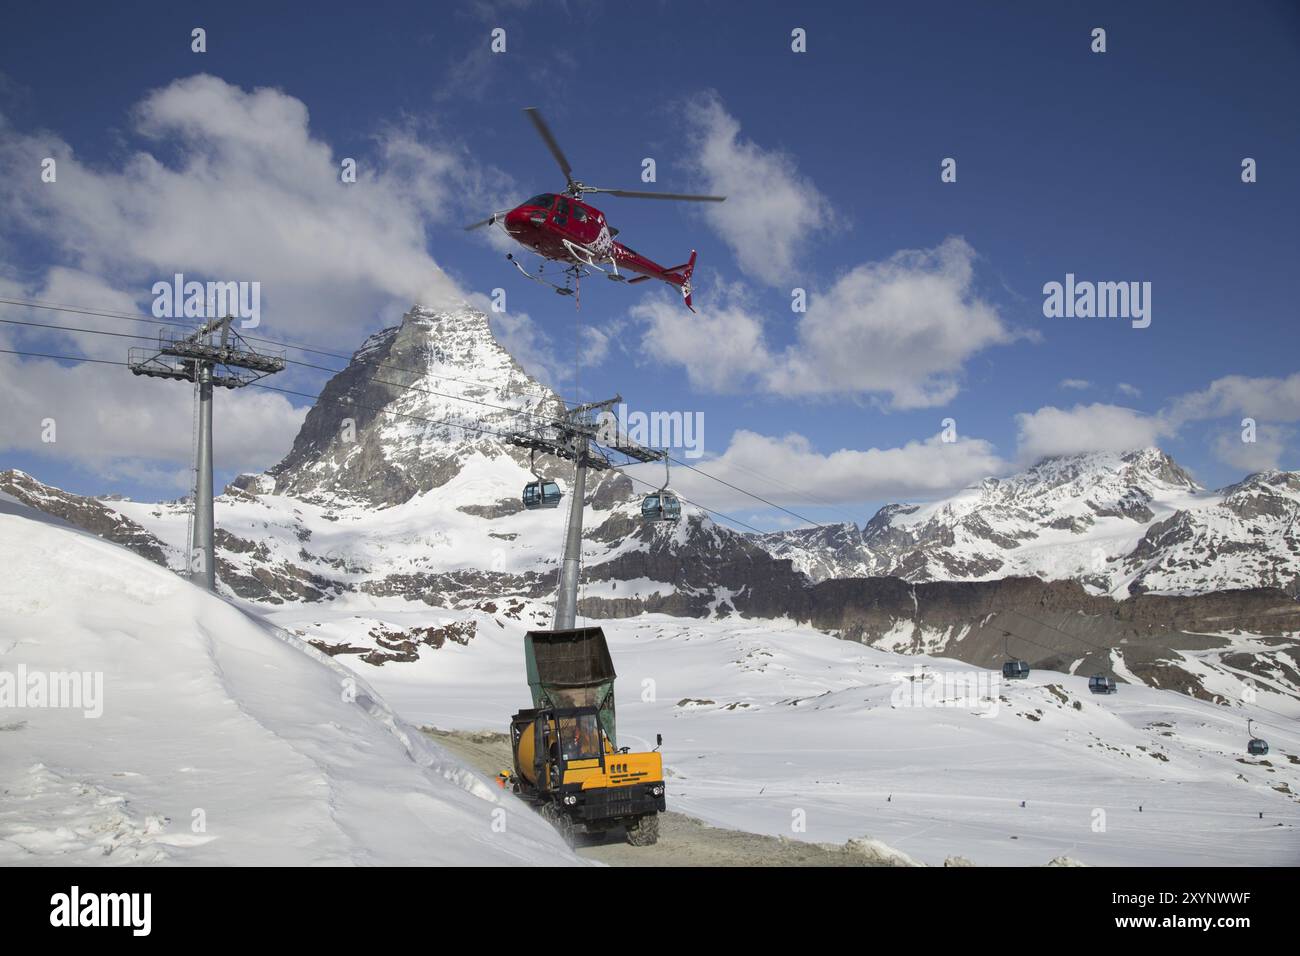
2,305 -> 1296,705
268,305 -> 565,506
757,449 -> 1300,598
0,306 -> 796,620
1118,469 -> 1300,595
0,491 -> 580,865
8,310 -> 1293,611
752,521 -> 869,583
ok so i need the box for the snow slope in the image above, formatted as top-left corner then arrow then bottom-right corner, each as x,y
262,595 -> 1300,867
0,498 -> 580,866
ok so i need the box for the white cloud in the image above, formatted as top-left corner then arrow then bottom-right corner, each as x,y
1166,372 -> 1300,426
651,429 -> 1007,510
1115,382 -> 1142,398
1059,378 -> 1092,391
630,282 -> 769,392
1161,373 -> 1299,469
483,308 -> 564,387
0,75 -> 549,484
684,92 -> 833,283
630,238 -> 1010,409
0,74 -> 492,346
764,237 -> 1013,408
582,325 -> 612,367
1014,376 -> 1299,469
469,290 -> 611,387
1212,424 -> 1293,473
0,269 -> 161,361
1014,403 -> 1172,463
0,351 -> 305,490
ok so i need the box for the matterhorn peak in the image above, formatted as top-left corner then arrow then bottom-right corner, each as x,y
267,303 -> 564,506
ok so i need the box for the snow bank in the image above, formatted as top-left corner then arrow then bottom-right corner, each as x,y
0,503 -> 581,866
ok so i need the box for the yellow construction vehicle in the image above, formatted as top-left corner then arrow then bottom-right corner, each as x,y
507,627 -> 665,846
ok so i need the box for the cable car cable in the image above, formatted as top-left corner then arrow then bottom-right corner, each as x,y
0,312 -> 570,435
0,296 -> 587,410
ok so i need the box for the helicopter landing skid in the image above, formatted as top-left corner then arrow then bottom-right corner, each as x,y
561,238 -> 623,281
507,254 -> 587,300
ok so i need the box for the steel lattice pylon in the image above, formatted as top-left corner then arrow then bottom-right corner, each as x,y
507,395 -> 666,630
127,316 -> 285,591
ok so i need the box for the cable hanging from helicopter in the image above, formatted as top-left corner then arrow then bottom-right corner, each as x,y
464,108 -> 724,312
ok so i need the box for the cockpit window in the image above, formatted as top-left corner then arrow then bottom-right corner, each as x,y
553,197 -> 571,227
558,714 -> 601,760
524,194 -> 554,209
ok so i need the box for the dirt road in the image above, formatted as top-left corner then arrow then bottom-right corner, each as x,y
423,727 -> 898,866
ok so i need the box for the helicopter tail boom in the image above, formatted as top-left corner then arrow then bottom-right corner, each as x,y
611,243 -> 700,311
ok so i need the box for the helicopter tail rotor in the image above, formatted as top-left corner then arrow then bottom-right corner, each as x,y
667,249 -> 698,313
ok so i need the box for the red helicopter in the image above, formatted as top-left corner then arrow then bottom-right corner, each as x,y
465,108 -> 725,311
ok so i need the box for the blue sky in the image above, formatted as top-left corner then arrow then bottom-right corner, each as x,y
1,1 -> 1297,528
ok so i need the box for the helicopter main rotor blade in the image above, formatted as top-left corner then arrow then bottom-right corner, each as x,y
589,188 -> 727,202
522,107 -> 574,185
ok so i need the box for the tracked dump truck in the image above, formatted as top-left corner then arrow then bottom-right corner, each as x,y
508,627 -> 665,846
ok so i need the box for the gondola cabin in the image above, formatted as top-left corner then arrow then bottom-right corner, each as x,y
1248,737 -> 1269,756
1088,674 -> 1118,695
641,491 -> 681,523
523,480 -> 563,510
1002,661 -> 1030,680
